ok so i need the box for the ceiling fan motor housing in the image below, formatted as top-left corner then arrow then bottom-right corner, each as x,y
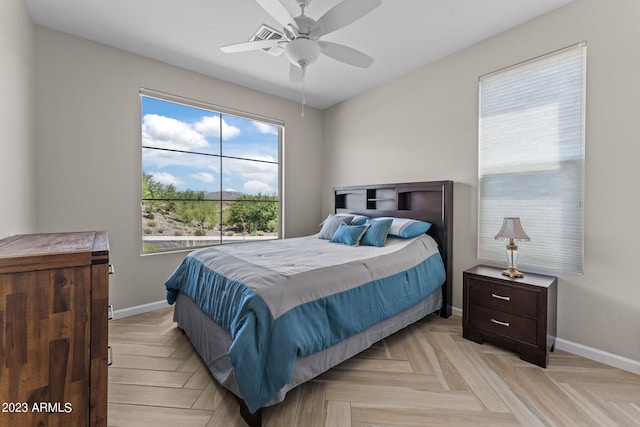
293,14 -> 315,36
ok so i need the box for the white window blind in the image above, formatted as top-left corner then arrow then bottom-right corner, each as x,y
478,43 -> 586,274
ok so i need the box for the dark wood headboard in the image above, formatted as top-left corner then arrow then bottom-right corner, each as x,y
334,180 -> 453,318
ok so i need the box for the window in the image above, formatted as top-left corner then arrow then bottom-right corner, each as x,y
478,43 -> 586,274
140,90 -> 283,253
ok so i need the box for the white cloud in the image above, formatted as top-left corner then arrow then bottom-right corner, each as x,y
194,116 -> 241,140
224,158 -> 277,183
191,172 -> 215,183
254,122 -> 278,135
222,157 -> 278,195
243,180 -> 274,194
142,114 -> 209,151
149,171 -> 182,187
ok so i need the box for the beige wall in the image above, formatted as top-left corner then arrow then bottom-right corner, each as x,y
33,28 -> 324,311
323,0 -> 640,363
0,0 -> 36,236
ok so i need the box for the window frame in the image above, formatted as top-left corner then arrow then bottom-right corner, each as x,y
139,88 -> 284,255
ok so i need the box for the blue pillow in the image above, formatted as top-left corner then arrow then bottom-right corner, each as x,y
360,218 -> 393,247
330,223 -> 369,246
379,217 -> 432,239
346,214 -> 369,225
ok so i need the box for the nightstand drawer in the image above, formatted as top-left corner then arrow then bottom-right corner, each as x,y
468,304 -> 537,344
468,278 -> 538,318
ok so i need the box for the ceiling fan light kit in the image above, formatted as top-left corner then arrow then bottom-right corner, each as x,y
285,37 -> 320,69
221,0 -> 381,115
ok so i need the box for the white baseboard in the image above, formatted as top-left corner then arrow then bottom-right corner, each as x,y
555,338 -> 640,375
112,300 -> 169,320
114,302 -> 640,375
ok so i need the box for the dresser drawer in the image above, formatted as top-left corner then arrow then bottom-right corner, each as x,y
468,278 -> 538,318
468,304 -> 537,345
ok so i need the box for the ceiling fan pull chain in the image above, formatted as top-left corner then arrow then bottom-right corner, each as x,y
301,63 -> 307,118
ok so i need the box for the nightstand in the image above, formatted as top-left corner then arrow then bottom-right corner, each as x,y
463,265 -> 557,368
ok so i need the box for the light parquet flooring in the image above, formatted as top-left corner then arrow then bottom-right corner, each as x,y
107,307 -> 640,426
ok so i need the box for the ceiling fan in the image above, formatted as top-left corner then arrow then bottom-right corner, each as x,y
221,0 -> 382,85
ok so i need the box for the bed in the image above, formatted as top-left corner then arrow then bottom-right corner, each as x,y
165,180 -> 453,426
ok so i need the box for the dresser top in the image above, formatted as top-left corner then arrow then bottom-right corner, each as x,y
0,231 -> 108,273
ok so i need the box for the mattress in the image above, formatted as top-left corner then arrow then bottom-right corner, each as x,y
165,234 -> 445,412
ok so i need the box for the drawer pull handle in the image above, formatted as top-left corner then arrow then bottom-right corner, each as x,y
108,305 -> 114,320
490,318 -> 510,327
108,346 -> 113,367
491,293 -> 510,301
108,264 -> 115,275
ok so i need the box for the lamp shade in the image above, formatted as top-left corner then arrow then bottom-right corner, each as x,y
494,217 -> 530,242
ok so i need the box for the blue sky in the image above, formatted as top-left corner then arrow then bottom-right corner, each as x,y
141,96 -> 279,196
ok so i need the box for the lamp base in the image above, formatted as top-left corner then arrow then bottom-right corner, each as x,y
502,268 -> 525,278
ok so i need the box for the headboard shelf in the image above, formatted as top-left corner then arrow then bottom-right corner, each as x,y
334,180 -> 453,317
335,190 -> 365,211
366,188 -> 396,209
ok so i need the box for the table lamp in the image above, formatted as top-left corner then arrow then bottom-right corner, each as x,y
494,217 -> 530,278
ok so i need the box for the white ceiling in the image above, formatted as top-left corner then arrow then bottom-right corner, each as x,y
24,0 -> 574,110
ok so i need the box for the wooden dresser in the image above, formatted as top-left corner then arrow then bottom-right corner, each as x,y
0,232 -> 110,427
463,265 -> 557,368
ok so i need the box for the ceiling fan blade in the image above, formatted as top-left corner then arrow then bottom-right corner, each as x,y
256,0 -> 299,31
318,41 -> 374,68
311,0 -> 381,38
289,63 -> 303,83
221,39 -> 284,53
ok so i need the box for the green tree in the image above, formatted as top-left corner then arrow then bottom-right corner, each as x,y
174,200 -> 219,236
142,172 -> 179,214
142,172 -> 163,216
227,194 -> 278,234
